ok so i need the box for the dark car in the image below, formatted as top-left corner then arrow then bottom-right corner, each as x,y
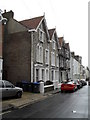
0,80 -> 23,98
80,79 -> 87,86
73,79 -> 82,89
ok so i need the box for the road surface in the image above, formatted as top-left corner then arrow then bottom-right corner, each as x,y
2,85 -> 88,118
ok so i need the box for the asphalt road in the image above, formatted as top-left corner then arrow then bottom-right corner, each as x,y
2,85 -> 88,119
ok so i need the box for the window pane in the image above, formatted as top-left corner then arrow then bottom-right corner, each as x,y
4,81 -> 13,88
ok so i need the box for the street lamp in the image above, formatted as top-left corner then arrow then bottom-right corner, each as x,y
0,11 -> 7,80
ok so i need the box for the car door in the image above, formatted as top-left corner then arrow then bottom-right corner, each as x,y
3,81 -> 16,97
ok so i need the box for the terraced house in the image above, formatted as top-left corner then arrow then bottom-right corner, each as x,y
58,37 -> 70,82
20,15 -> 51,83
3,10 -> 58,87
2,10 -> 32,84
48,28 -> 59,88
70,52 -> 85,80
3,10 -> 87,94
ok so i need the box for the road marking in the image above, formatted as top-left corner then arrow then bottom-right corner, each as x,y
0,111 -> 11,116
72,110 -> 76,113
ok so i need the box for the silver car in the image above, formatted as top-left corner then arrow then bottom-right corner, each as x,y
0,80 -> 23,98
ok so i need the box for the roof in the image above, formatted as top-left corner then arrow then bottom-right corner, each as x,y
65,43 -> 70,49
48,28 -> 55,40
58,37 -> 64,47
19,16 -> 44,30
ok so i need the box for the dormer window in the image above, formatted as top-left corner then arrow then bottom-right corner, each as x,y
39,29 -> 44,43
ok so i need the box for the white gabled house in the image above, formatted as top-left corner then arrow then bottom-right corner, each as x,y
70,52 -> 85,80
20,15 -> 51,84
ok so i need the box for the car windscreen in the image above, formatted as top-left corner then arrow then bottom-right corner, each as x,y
67,82 -> 73,84
4,81 -> 14,88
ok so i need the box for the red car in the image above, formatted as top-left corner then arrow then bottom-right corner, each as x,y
61,81 -> 77,92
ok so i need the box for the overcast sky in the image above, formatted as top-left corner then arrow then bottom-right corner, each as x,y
0,0 -> 89,67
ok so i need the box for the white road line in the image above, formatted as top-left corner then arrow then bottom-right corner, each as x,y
0,111 -> 11,116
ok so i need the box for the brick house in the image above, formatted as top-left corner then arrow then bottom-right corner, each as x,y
3,10 -> 53,85
2,10 -> 31,84
58,37 -> 70,81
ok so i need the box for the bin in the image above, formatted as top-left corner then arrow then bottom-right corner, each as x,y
28,83 -> 33,92
22,83 -> 28,91
32,82 -> 40,93
16,81 -> 29,92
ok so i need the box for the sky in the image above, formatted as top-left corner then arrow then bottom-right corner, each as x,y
0,0 -> 89,67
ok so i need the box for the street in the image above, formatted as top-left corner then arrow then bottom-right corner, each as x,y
2,85 -> 88,118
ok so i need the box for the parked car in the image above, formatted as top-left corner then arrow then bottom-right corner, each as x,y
73,79 -> 82,89
80,79 -> 87,86
0,80 -> 23,98
61,81 -> 77,92
88,79 -> 90,86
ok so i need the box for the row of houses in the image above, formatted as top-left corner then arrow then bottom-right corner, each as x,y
0,10 -> 89,91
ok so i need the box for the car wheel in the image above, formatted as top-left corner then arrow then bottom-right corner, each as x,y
16,92 -> 22,98
73,88 -> 75,92
61,90 -> 63,93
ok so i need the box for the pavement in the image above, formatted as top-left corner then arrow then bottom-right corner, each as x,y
0,88 -> 61,113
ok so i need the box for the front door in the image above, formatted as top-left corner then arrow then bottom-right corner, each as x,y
52,71 -> 54,81
42,69 -> 44,82
36,69 -> 39,82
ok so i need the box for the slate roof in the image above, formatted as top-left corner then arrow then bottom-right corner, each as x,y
20,16 -> 44,30
58,37 -> 63,47
48,28 -> 55,40
65,43 -> 70,50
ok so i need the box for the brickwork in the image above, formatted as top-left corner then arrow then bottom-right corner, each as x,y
3,31 -> 31,84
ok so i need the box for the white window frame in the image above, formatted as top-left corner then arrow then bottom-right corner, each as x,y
55,70 -> 59,81
36,44 -> 39,62
40,46 -> 43,63
35,68 -> 39,82
36,44 -> 43,63
42,69 -> 45,82
56,54 -> 59,67
39,28 -> 44,43
46,69 -> 49,81
45,49 -> 49,65
51,52 -> 55,66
